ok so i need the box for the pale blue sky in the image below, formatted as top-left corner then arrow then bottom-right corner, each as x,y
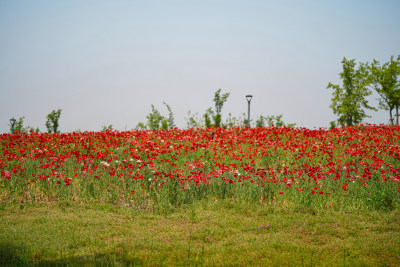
1,0 -> 399,132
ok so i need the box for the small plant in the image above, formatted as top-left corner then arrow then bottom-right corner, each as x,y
135,122 -> 147,130
225,113 -> 245,128
26,126 -> 40,133
45,109 -> 62,133
136,102 -> 176,130
242,112 -> 252,127
102,125 -> 114,132
254,114 -> 296,128
256,115 -> 265,127
185,111 -> 203,128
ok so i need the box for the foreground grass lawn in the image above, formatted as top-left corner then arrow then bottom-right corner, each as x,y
1,201 -> 399,266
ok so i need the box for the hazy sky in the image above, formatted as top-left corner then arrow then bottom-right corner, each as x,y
1,0 -> 399,133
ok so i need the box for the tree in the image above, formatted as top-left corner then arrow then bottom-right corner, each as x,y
212,89 -> 230,127
146,105 -> 164,130
202,89 -> 230,128
368,55 -> 400,125
46,109 -> 62,133
327,57 -> 376,126
136,102 -> 176,130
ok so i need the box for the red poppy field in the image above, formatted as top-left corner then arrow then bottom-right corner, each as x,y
1,125 -> 399,212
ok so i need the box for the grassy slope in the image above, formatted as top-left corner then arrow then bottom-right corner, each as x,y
1,201 -> 399,266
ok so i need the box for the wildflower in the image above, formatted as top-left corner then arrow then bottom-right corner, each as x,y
100,161 -> 110,167
342,183 -> 349,191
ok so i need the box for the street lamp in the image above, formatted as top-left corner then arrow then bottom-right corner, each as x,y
9,117 -> 16,133
246,95 -> 253,127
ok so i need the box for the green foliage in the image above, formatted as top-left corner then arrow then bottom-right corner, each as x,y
327,58 -> 377,126
272,115 -> 284,127
162,101 -> 175,130
213,113 -> 222,128
9,117 -> 39,134
203,108 -> 214,128
242,112 -> 252,127
202,89 -> 230,128
101,124 -> 114,132
255,114 -> 296,128
137,102 -> 176,130
225,113 -> 245,128
26,126 -> 40,133
213,88 -> 230,115
368,55 -> 400,125
135,122 -> 147,130
9,117 -> 25,134
256,115 -> 265,127
146,105 -> 163,130
212,89 -> 230,127
45,109 -> 62,133
185,111 -> 203,128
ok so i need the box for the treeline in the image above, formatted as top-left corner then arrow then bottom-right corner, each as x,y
7,89 -> 294,134
7,55 -> 399,133
134,89 -> 295,131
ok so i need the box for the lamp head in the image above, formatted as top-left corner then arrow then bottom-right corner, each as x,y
246,95 -> 253,103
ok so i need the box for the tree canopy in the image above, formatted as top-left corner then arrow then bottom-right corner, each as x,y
327,58 -> 377,126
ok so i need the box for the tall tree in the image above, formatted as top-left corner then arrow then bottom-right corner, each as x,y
327,58 -> 376,126
368,55 -> 400,125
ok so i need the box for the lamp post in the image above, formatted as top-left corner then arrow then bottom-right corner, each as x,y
9,117 -> 16,133
246,95 -> 253,127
